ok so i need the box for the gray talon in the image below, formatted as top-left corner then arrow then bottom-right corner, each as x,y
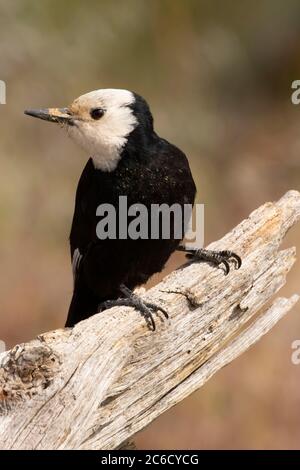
180,246 -> 242,275
99,285 -> 169,331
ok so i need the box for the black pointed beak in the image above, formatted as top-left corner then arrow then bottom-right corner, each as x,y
24,107 -> 73,124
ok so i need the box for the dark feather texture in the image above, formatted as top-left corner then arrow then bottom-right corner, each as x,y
66,96 -> 196,326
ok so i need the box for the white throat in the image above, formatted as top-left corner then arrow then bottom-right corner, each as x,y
91,137 -> 127,171
88,133 -> 128,172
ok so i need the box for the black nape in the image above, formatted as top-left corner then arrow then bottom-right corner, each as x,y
130,92 -> 154,133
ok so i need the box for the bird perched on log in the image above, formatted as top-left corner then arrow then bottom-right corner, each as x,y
25,89 -> 241,329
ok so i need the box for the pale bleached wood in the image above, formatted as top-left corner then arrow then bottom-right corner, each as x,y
0,190 -> 299,450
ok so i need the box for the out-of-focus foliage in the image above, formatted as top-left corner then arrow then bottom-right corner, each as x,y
0,0 -> 300,449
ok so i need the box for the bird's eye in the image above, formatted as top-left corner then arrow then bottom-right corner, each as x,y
90,108 -> 105,120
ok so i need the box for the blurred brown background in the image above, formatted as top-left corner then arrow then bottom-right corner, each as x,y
0,0 -> 300,449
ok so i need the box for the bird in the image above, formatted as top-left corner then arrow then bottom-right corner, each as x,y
25,89 -> 241,330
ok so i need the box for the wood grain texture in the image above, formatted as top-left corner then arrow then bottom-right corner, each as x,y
0,190 -> 299,450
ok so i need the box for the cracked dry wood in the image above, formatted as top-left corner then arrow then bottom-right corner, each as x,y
0,190 -> 299,450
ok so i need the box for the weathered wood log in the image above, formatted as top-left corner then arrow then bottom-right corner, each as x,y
0,190 -> 299,450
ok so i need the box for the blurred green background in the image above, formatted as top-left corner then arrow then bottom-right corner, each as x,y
1,0 -> 300,449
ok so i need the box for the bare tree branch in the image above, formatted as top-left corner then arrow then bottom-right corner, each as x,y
0,190 -> 299,450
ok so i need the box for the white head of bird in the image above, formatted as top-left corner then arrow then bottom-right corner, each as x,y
24,89 -> 150,172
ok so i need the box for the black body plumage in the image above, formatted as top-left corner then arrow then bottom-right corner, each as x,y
66,95 -> 196,326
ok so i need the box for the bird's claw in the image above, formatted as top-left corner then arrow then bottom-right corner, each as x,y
186,248 -> 242,275
100,294 -> 168,331
130,297 -> 169,331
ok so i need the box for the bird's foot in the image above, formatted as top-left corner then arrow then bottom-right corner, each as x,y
100,285 -> 168,331
177,246 -> 242,275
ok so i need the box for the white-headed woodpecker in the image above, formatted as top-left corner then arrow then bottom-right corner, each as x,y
25,89 -> 241,329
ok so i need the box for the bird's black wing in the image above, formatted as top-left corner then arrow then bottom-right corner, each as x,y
69,158 -> 103,288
